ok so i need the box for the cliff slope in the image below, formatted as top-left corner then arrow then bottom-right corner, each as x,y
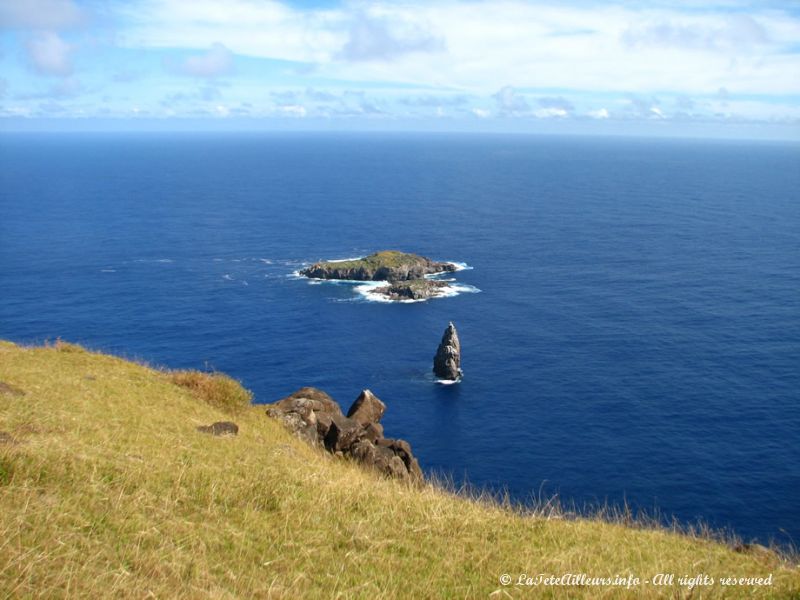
0,340 -> 796,599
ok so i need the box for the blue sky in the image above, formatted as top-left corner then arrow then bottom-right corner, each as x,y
1,0 -> 799,138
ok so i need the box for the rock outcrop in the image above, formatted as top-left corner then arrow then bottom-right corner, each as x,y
300,251 -> 456,282
373,279 -> 449,301
266,387 -> 422,482
433,322 -> 462,381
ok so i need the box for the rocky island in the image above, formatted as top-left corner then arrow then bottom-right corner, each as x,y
434,322 -> 462,381
300,250 -> 469,302
372,279 -> 450,301
300,251 -> 457,282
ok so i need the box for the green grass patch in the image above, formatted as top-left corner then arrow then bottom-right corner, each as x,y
315,250 -> 427,270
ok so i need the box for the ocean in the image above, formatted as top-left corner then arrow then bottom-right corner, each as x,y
1,132 -> 798,546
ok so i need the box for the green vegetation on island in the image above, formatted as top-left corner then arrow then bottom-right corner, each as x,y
1,340 -> 798,598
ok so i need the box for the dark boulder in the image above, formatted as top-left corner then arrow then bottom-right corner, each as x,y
273,387 -> 343,417
377,438 -> 424,481
323,414 -> 363,452
361,422 -> 384,443
433,322 -> 462,380
346,389 -> 386,425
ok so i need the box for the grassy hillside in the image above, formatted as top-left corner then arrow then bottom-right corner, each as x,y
1,340 -> 797,599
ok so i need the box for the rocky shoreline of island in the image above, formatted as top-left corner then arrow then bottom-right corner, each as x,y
299,251 -> 474,302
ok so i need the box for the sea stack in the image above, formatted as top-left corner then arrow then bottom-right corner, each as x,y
433,322 -> 462,381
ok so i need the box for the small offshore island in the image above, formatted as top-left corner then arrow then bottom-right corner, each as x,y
300,251 -> 464,301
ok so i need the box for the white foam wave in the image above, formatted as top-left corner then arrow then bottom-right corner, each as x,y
100,268 -> 116,273
448,261 -> 472,271
354,281 -> 481,303
324,256 -> 366,263
436,378 -> 461,385
222,274 -> 233,281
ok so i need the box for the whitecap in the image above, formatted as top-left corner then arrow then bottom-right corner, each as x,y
435,378 -> 461,385
447,261 -> 473,271
438,283 -> 482,297
324,256 -> 366,263
100,268 -> 116,273
222,274 -> 233,280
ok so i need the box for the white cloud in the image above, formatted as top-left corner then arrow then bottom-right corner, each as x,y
337,12 -> 444,61
168,42 -> 234,77
24,31 -> 73,76
7,0 -> 794,127
538,96 -> 574,114
621,14 -> 768,52
493,86 -> 529,115
278,104 -> 307,117
114,1 -> 800,96
0,0 -> 83,30
533,107 -> 568,118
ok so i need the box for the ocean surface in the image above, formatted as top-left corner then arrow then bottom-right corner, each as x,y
1,132 -> 798,547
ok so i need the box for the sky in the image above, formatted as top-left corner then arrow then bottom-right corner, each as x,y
1,0 -> 799,138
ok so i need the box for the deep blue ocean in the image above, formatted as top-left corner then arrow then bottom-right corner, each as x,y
1,132 -> 798,547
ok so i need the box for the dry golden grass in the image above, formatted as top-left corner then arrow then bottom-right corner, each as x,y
0,340 -> 798,599
169,370 -> 253,415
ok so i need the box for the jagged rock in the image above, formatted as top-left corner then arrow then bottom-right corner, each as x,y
346,389 -> 386,425
373,279 -> 450,301
265,387 -> 422,482
300,251 -> 456,282
377,438 -> 424,481
362,422 -> 384,443
0,382 -> 25,397
324,414 -> 362,452
433,322 -> 462,380
196,421 -> 239,436
273,387 -> 343,417
266,407 -> 318,444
